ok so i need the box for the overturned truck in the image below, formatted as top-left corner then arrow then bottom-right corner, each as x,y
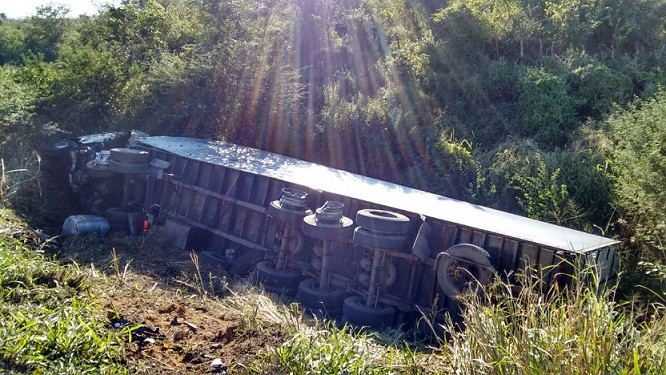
49,132 -> 620,328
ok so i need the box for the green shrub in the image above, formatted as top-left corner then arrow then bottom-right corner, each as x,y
609,90 -> 666,261
516,67 -> 576,147
571,62 -> 632,119
0,20 -> 25,65
430,135 -> 480,200
0,67 -> 35,135
36,44 -> 125,133
475,137 -> 611,231
513,159 -> 583,227
545,145 -> 613,231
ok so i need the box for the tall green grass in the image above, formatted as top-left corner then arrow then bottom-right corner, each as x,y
441,271 -> 666,374
270,323 -> 424,374
0,236 -> 126,374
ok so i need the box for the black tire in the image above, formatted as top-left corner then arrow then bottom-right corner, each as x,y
110,148 -> 150,164
267,200 -> 312,225
436,243 -> 495,298
256,260 -> 301,292
229,249 -> 264,276
342,295 -> 395,328
104,206 -> 134,224
353,227 -> 407,252
356,209 -> 410,234
302,214 -> 354,241
86,160 -> 117,179
108,159 -> 148,174
197,250 -> 230,268
295,278 -> 346,317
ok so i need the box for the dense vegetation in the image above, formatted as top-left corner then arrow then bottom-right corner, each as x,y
1,1 -> 666,372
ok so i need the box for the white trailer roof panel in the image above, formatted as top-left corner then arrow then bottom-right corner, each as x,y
139,136 -> 619,253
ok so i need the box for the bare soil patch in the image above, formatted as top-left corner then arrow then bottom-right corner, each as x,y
56,228 -> 286,374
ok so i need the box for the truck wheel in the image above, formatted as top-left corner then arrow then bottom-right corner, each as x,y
436,243 -> 495,298
342,295 -> 395,328
302,215 -> 354,241
104,206 -> 131,224
353,227 -> 407,252
109,159 -> 148,174
110,148 -> 150,164
86,161 -> 116,179
229,249 -> 264,276
256,260 -> 301,293
356,209 -> 410,234
267,200 -> 312,225
295,278 -> 346,317
197,250 -> 230,268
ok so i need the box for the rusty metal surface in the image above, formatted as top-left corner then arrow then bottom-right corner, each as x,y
138,136 -> 618,254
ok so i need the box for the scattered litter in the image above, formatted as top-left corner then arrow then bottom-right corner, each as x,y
184,321 -> 198,332
171,316 -> 180,326
109,318 -> 130,329
210,358 -> 227,374
109,317 -> 163,345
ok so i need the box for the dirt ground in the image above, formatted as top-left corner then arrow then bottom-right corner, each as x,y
102,273 -> 285,374
56,228 -> 287,374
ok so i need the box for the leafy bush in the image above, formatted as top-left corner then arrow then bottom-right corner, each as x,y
516,67 -> 576,147
38,44 -> 125,133
609,90 -> 666,260
571,62 -> 632,119
429,135 -> 480,200
545,142 -> 613,231
474,137 -> 612,232
513,160 -> 582,226
0,20 -> 25,65
22,5 -> 70,63
0,67 -> 35,134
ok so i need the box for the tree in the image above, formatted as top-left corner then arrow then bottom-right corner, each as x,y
0,20 -> 25,65
23,5 -> 70,62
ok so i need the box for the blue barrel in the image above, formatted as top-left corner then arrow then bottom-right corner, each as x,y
62,215 -> 110,237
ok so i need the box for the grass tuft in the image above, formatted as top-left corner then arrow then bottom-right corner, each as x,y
440,270 -> 666,374
0,236 -> 126,374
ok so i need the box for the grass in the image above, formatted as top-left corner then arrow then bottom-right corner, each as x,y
441,271 -> 666,374
212,281 -> 437,374
0,226 -> 126,374
269,323 -> 426,374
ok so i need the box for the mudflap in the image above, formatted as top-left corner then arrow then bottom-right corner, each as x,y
411,217 -> 431,262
